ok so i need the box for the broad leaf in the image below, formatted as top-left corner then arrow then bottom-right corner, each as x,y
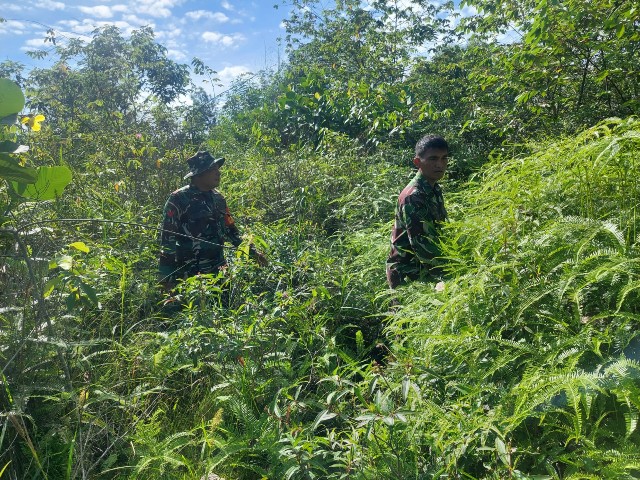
11,165 -> 72,200
69,241 -> 90,253
0,78 -> 25,117
0,141 -> 20,153
0,113 -> 18,125
0,153 -> 38,183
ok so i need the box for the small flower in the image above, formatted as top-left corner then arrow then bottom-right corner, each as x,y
21,114 -> 45,131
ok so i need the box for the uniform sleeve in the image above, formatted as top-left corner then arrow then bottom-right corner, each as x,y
158,196 -> 180,283
400,194 -> 441,267
222,205 -> 243,247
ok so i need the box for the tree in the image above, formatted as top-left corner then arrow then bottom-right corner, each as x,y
460,0 -> 640,131
26,25 -> 189,134
260,0 -> 456,150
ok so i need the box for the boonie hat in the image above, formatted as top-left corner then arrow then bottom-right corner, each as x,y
184,151 -> 225,179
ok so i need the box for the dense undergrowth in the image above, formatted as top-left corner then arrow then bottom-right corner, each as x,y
2,116 -> 639,479
3,0 -> 640,475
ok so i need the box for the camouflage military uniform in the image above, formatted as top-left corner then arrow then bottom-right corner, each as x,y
386,171 -> 447,287
158,185 -> 244,285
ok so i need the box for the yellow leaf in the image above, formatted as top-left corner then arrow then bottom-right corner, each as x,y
114,183 -> 120,192
69,241 -> 90,253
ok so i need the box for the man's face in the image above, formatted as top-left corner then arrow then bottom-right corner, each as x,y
197,165 -> 221,189
413,148 -> 448,186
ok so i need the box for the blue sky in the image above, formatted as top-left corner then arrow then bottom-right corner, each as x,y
0,0 -> 288,94
1,1 -> 482,98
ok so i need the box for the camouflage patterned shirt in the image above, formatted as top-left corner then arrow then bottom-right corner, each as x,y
386,171 -> 447,284
158,185 -> 243,284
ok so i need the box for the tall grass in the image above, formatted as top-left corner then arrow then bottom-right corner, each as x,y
2,117 -> 640,478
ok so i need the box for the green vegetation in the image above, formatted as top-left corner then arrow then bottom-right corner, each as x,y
1,0 -> 640,478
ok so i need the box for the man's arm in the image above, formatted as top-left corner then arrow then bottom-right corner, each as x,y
222,204 -> 242,247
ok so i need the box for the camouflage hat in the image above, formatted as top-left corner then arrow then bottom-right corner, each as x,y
184,151 -> 225,179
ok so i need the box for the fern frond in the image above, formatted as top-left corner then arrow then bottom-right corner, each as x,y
615,280 -> 640,314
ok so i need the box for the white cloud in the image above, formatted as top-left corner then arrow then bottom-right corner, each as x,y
134,0 -> 185,18
60,18 -> 139,36
458,4 -> 478,16
78,5 -> 114,19
1,4 -> 23,12
446,4 -> 476,29
57,19 -> 80,29
218,65 -> 250,82
201,31 -> 246,48
167,48 -> 187,61
40,0 -> 66,11
112,5 -> 130,14
213,65 -> 252,94
185,10 -> 229,23
122,14 -> 154,28
22,38 -> 49,50
157,26 -> 183,41
221,1 -> 234,11
0,20 -> 28,36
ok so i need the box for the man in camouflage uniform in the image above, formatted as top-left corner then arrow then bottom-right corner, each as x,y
159,151 -> 266,291
386,135 -> 449,288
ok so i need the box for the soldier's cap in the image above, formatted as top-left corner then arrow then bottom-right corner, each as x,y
184,151 -> 225,179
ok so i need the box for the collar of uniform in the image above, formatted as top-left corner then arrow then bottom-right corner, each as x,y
413,171 -> 440,192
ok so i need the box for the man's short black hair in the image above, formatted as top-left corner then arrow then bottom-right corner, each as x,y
415,134 -> 449,158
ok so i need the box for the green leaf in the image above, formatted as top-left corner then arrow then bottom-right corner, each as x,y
78,282 -> 98,305
56,255 -> 74,271
66,292 -> 77,311
43,277 -> 61,297
495,437 -> 509,466
0,113 -> 18,125
515,90 -> 539,104
312,409 -> 337,430
69,241 -> 90,253
369,376 -> 378,396
0,461 -> 11,477
11,165 -> 72,200
0,78 -> 25,117
402,376 -> 410,402
0,153 -> 38,183
0,141 -> 21,153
